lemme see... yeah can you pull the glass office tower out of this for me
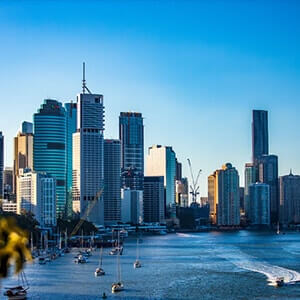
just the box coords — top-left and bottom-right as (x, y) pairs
(33, 99), (66, 217)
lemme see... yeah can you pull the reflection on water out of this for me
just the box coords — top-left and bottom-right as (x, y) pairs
(2, 231), (300, 299)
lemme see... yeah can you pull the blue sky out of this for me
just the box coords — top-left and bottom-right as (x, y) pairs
(1, 0), (300, 196)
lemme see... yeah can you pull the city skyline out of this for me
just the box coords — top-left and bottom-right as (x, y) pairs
(1, 1), (300, 197)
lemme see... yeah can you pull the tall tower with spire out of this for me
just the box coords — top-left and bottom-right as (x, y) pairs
(72, 63), (105, 224)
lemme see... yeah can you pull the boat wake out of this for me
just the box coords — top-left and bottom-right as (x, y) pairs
(218, 247), (300, 286)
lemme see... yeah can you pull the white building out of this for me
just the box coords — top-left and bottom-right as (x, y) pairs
(121, 188), (143, 224)
(72, 92), (105, 225)
(17, 169), (56, 227)
(146, 145), (176, 216)
(2, 200), (17, 213)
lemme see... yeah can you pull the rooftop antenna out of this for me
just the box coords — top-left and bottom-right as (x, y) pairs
(82, 62), (92, 94)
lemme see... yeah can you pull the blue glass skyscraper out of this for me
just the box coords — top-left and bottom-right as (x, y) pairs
(119, 112), (144, 190)
(33, 99), (66, 217)
(65, 102), (77, 218)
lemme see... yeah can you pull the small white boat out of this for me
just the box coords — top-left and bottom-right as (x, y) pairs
(109, 246), (123, 256)
(95, 267), (105, 277)
(111, 282), (124, 293)
(74, 255), (87, 264)
(133, 237), (142, 269)
(111, 231), (124, 293)
(276, 277), (285, 287)
(95, 247), (105, 276)
(4, 272), (29, 300)
(134, 260), (142, 269)
(4, 286), (27, 300)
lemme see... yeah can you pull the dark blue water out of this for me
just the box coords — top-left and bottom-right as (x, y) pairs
(2, 231), (300, 299)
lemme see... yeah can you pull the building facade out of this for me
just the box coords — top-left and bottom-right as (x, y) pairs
(33, 99), (66, 217)
(252, 110), (269, 163)
(121, 188), (143, 224)
(3, 167), (13, 200)
(65, 102), (77, 217)
(258, 154), (279, 223)
(104, 139), (121, 224)
(208, 172), (217, 223)
(143, 176), (165, 223)
(119, 112), (144, 190)
(146, 145), (176, 216)
(244, 163), (257, 218)
(13, 122), (33, 194)
(72, 93), (105, 225)
(17, 170), (56, 227)
(216, 163), (240, 226)
(279, 172), (300, 224)
(248, 183), (270, 225)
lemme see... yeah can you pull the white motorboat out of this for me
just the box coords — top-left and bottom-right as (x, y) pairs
(134, 260), (142, 269)
(111, 282), (124, 293)
(109, 246), (123, 256)
(275, 277), (285, 287)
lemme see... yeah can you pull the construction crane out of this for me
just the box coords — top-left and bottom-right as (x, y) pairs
(70, 188), (104, 237)
(187, 158), (202, 204)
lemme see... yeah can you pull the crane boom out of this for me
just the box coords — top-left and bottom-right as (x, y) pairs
(70, 188), (103, 237)
(187, 158), (202, 204)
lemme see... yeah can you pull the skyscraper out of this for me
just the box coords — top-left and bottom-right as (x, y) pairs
(119, 112), (144, 190)
(17, 169), (56, 227)
(0, 132), (3, 198)
(146, 145), (176, 216)
(244, 163), (257, 218)
(13, 122), (33, 194)
(215, 163), (240, 226)
(3, 167), (13, 200)
(143, 176), (165, 223)
(33, 99), (66, 217)
(279, 172), (300, 224)
(72, 90), (105, 225)
(249, 183), (270, 225)
(121, 188), (143, 224)
(208, 172), (216, 223)
(65, 102), (77, 217)
(258, 154), (279, 223)
(104, 139), (121, 224)
(252, 110), (269, 163)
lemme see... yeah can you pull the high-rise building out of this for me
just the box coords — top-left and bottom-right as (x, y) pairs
(119, 112), (144, 190)
(3, 167), (13, 200)
(244, 163), (257, 218)
(146, 145), (176, 216)
(258, 154), (279, 223)
(215, 163), (240, 226)
(248, 183), (270, 225)
(104, 139), (121, 224)
(17, 169), (56, 227)
(252, 110), (268, 163)
(22, 121), (33, 134)
(175, 159), (182, 181)
(13, 122), (33, 194)
(72, 91), (105, 225)
(143, 176), (165, 223)
(0, 132), (4, 199)
(121, 188), (143, 224)
(33, 99), (66, 217)
(279, 172), (300, 224)
(239, 187), (245, 212)
(65, 102), (77, 217)
(180, 177), (189, 207)
(208, 172), (216, 223)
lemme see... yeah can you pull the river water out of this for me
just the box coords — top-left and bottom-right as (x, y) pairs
(2, 231), (300, 299)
